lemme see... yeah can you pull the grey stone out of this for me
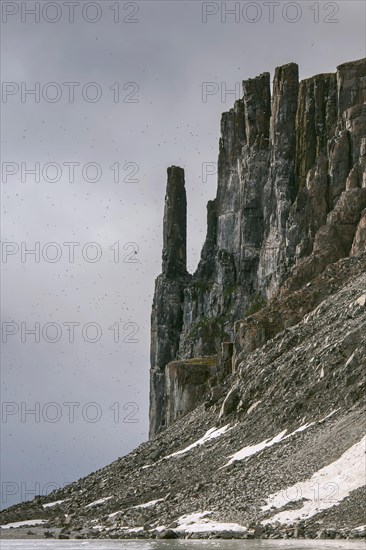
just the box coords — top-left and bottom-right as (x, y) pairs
(150, 58), (366, 436)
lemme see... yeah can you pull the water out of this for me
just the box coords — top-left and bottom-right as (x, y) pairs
(0, 541), (365, 550)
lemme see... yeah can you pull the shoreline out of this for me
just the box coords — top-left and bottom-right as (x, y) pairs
(1, 525), (366, 541)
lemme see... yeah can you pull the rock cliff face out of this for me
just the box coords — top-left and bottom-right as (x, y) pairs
(149, 166), (191, 437)
(2, 58), (366, 542)
(150, 58), (366, 438)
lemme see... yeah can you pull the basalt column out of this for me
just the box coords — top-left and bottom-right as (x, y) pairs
(149, 166), (190, 438)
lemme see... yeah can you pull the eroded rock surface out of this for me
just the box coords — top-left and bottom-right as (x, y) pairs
(150, 58), (366, 437)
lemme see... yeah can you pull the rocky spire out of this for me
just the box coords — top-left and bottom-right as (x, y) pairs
(242, 71), (271, 148)
(150, 58), (366, 438)
(162, 166), (187, 277)
(149, 166), (190, 438)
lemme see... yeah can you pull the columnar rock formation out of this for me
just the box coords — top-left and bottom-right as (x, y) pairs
(150, 58), (366, 438)
(149, 166), (191, 438)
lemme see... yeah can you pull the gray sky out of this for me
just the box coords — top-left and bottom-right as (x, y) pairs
(1, 0), (365, 508)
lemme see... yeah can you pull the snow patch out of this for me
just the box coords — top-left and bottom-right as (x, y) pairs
(262, 434), (366, 524)
(352, 525), (366, 532)
(42, 499), (66, 509)
(247, 400), (261, 415)
(224, 413), (338, 467)
(108, 510), (122, 519)
(318, 409), (339, 423)
(142, 424), (233, 469)
(1, 519), (47, 529)
(225, 429), (288, 466)
(171, 511), (247, 534)
(85, 496), (112, 508)
(345, 352), (356, 368)
(354, 294), (366, 307)
(132, 498), (164, 509)
(166, 424), (233, 459)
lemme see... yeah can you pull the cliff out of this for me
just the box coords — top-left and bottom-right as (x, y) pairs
(150, 58), (366, 438)
(1, 58), (365, 541)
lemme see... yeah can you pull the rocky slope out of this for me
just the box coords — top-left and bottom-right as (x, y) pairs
(1, 59), (365, 541)
(1, 255), (365, 540)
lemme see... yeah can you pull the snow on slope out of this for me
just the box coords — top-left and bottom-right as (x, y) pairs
(0, 519), (47, 529)
(224, 411), (340, 467)
(142, 424), (233, 469)
(108, 510), (122, 519)
(261, 434), (366, 524)
(156, 511), (247, 534)
(166, 424), (233, 458)
(175, 511), (247, 534)
(132, 498), (165, 509)
(85, 496), (112, 508)
(224, 423), (314, 467)
(42, 499), (66, 508)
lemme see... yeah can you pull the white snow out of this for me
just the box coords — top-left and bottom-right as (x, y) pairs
(96, 522), (167, 534)
(166, 424), (233, 459)
(42, 499), (66, 509)
(142, 424), (233, 469)
(223, 415), (340, 467)
(247, 400), (261, 415)
(85, 496), (112, 508)
(0, 519), (47, 529)
(345, 352), (356, 368)
(132, 498), (164, 509)
(225, 429), (287, 466)
(291, 422), (314, 434)
(170, 511), (247, 534)
(354, 293), (366, 307)
(262, 434), (366, 524)
(122, 525), (165, 534)
(107, 510), (122, 519)
(107, 509), (247, 535)
(318, 409), (340, 423)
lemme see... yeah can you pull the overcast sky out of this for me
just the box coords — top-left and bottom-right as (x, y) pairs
(1, 0), (365, 509)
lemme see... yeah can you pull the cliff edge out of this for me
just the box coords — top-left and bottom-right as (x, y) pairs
(150, 58), (366, 438)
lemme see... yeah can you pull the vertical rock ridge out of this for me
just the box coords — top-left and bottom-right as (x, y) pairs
(242, 71), (271, 148)
(149, 58), (366, 438)
(258, 63), (299, 294)
(149, 167), (190, 438)
(162, 166), (187, 277)
(295, 73), (337, 189)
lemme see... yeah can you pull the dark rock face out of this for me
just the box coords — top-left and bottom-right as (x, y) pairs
(149, 166), (191, 438)
(162, 166), (187, 277)
(165, 357), (216, 428)
(149, 58), (366, 438)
